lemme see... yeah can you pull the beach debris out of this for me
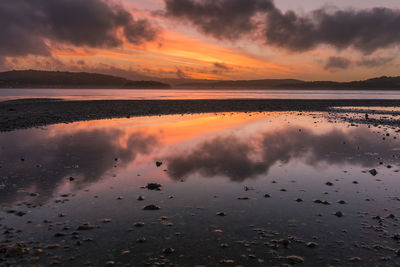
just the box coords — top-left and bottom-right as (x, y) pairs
(137, 196), (145, 201)
(325, 181), (334, 186)
(337, 200), (347, 204)
(156, 161), (163, 167)
(216, 212), (227, 216)
(295, 198), (303, 202)
(237, 197), (249, 200)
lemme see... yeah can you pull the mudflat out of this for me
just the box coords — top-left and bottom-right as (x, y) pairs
(1, 98), (400, 131)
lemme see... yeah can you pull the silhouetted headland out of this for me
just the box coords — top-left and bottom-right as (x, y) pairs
(0, 70), (171, 89)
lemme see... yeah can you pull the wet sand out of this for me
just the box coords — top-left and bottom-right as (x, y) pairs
(1, 98), (400, 131)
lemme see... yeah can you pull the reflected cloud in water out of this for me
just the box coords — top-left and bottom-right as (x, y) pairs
(166, 126), (400, 182)
(0, 128), (158, 205)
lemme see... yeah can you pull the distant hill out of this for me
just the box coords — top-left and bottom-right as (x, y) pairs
(174, 76), (400, 90)
(0, 70), (171, 89)
(1, 70), (400, 90)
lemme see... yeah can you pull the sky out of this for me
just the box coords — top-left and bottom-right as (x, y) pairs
(1, 0), (400, 81)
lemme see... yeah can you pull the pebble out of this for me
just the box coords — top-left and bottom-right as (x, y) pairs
(348, 257), (361, 262)
(369, 169), (378, 176)
(134, 222), (145, 227)
(334, 211), (344, 217)
(146, 183), (162, 190)
(136, 237), (146, 243)
(77, 222), (96, 230)
(286, 255), (304, 264)
(163, 247), (175, 254)
(143, 204), (160, 210)
(306, 242), (318, 248)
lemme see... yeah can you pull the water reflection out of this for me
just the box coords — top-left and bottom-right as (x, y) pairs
(1, 113), (399, 206)
(1, 113), (400, 266)
(0, 128), (157, 205)
(167, 126), (399, 182)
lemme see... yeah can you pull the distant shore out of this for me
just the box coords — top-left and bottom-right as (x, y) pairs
(1, 98), (400, 132)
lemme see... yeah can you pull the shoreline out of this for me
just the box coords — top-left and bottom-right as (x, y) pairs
(1, 98), (400, 132)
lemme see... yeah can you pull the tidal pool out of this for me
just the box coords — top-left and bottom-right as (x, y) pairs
(0, 112), (400, 266)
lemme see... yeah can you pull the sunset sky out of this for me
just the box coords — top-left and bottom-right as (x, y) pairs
(1, 0), (400, 81)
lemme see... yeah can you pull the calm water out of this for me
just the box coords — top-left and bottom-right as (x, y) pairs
(2, 88), (400, 100)
(0, 112), (400, 266)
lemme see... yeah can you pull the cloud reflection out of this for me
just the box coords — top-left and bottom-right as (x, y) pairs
(166, 126), (399, 182)
(0, 128), (157, 206)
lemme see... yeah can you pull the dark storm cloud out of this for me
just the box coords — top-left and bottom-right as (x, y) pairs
(164, 0), (274, 40)
(324, 56), (351, 70)
(164, 0), (400, 54)
(265, 7), (400, 54)
(166, 126), (399, 182)
(0, 0), (158, 58)
(356, 57), (394, 68)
